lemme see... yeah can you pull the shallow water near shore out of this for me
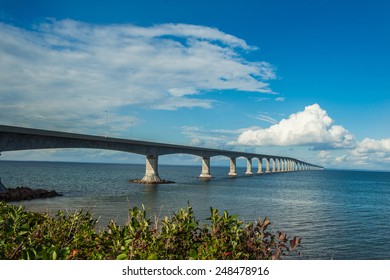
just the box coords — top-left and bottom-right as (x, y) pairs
(1, 160), (390, 259)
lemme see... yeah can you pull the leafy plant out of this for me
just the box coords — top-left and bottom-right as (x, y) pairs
(0, 201), (301, 260)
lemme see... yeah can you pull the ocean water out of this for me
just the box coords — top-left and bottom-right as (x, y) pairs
(1, 160), (389, 260)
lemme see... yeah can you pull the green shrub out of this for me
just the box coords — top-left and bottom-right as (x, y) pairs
(0, 201), (300, 260)
(0, 201), (98, 259)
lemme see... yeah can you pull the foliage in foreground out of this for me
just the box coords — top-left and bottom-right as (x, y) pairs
(0, 201), (300, 260)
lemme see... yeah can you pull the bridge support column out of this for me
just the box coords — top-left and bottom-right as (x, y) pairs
(246, 158), (252, 175)
(272, 158), (276, 172)
(141, 155), (162, 183)
(265, 158), (270, 173)
(228, 157), (237, 176)
(277, 159), (281, 172)
(257, 158), (263, 174)
(199, 157), (212, 179)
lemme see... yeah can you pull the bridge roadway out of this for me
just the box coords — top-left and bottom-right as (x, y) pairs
(0, 125), (323, 184)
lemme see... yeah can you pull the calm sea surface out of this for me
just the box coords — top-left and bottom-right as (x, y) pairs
(1, 160), (389, 260)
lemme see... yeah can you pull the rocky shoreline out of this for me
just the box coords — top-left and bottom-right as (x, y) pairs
(0, 186), (63, 202)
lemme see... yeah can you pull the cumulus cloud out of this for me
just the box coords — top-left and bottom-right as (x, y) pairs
(0, 19), (275, 132)
(345, 138), (390, 164)
(236, 104), (356, 150)
(315, 138), (390, 169)
(354, 138), (390, 154)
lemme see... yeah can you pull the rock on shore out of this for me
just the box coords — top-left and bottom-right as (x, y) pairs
(0, 186), (63, 202)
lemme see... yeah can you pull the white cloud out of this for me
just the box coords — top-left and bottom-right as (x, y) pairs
(353, 138), (390, 154)
(0, 19), (276, 132)
(315, 138), (390, 170)
(335, 155), (348, 163)
(275, 97), (285, 102)
(255, 96), (285, 102)
(344, 138), (390, 165)
(181, 125), (261, 149)
(317, 150), (338, 166)
(236, 104), (356, 150)
(319, 150), (331, 158)
(151, 97), (215, 111)
(254, 114), (278, 125)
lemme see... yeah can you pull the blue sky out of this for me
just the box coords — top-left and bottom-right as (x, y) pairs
(1, 0), (389, 170)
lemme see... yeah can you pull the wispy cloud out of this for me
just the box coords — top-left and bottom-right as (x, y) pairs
(254, 114), (278, 125)
(0, 19), (276, 133)
(255, 96), (285, 102)
(181, 125), (261, 149)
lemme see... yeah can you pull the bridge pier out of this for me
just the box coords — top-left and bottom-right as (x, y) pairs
(272, 158), (276, 172)
(257, 158), (263, 174)
(265, 158), (271, 173)
(246, 158), (252, 175)
(199, 157), (212, 179)
(228, 157), (237, 176)
(141, 155), (163, 183)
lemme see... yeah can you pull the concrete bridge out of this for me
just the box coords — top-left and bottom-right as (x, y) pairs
(0, 125), (323, 184)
